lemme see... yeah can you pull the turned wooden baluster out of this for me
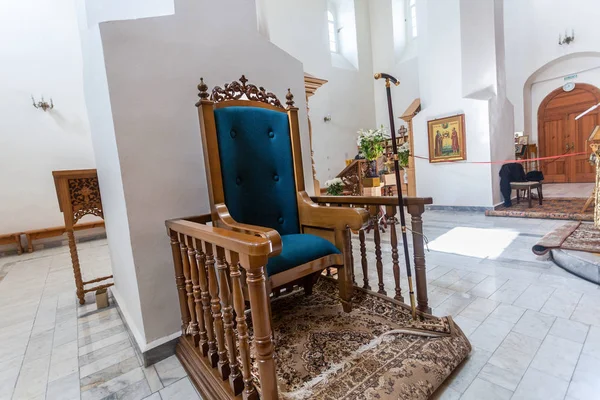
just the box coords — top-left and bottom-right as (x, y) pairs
(371, 205), (386, 295)
(169, 230), (189, 334)
(199, 241), (218, 364)
(179, 234), (197, 338)
(216, 247), (242, 393)
(226, 251), (255, 398)
(408, 203), (430, 313)
(191, 239), (209, 355)
(386, 206), (403, 302)
(184, 237), (201, 347)
(358, 229), (370, 290)
(205, 242), (230, 379)
(244, 255), (278, 400)
(67, 229), (85, 305)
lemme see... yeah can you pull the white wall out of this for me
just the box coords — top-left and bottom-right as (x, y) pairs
(369, 0), (420, 132)
(411, 0), (512, 207)
(0, 0), (96, 234)
(261, 0), (376, 183)
(78, 0), (310, 348)
(504, 0), (600, 136)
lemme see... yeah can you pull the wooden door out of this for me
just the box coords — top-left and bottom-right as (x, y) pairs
(540, 119), (568, 182)
(538, 84), (600, 183)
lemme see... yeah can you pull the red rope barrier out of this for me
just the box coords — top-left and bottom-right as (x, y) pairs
(411, 151), (588, 165)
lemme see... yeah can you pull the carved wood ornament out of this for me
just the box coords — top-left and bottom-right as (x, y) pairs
(197, 75), (294, 108)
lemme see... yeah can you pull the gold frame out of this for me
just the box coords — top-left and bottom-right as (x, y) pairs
(427, 114), (467, 163)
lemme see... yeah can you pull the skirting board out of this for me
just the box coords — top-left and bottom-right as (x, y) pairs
(110, 288), (179, 367)
(426, 205), (494, 212)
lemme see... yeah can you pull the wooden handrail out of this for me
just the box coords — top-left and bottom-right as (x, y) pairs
(311, 195), (433, 206)
(166, 219), (272, 258)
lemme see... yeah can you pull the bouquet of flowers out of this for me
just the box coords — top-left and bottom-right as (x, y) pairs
(324, 178), (344, 196)
(398, 141), (410, 168)
(357, 126), (388, 161)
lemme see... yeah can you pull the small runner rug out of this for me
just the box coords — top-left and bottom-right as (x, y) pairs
(533, 221), (600, 255)
(249, 278), (471, 400)
(486, 198), (592, 221)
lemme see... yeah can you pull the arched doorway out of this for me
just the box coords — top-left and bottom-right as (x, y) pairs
(538, 83), (600, 183)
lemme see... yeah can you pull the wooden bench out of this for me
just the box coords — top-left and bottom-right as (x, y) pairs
(0, 233), (23, 255)
(511, 181), (543, 208)
(24, 221), (105, 253)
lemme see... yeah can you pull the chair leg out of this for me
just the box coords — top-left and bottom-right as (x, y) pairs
(516, 189), (520, 204)
(528, 187), (532, 208)
(302, 274), (315, 296)
(537, 186), (542, 205)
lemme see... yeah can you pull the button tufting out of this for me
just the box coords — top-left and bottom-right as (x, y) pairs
(278, 217), (284, 224)
(268, 131), (275, 138)
(236, 177), (242, 185)
(230, 130), (237, 138)
(273, 174), (279, 181)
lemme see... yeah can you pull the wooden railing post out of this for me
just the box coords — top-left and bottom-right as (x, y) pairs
(200, 242), (219, 366)
(216, 247), (242, 393)
(407, 203), (430, 313)
(179, 234), (197, 339)
(243, 254), (278, 400)
(191, 238), (209, 355)
(169, 229), (189, 334)
(370, 205), (386, 295)
(386, 206), (403, 302)
(204, 242), (230, 379)
(358, 229), (370, 290)
(227, 251), (257, 399)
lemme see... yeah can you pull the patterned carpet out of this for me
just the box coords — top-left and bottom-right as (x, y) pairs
(533, 222), (600, 255)
(486, 197), (593, 221)
(250, 278), (471, 400)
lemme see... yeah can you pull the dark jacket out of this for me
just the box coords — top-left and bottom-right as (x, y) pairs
(499, 163), (526, 207)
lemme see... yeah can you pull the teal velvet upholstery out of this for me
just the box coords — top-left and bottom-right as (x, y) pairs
(214, 106), (300, 236)
(266, 234), (341, 277)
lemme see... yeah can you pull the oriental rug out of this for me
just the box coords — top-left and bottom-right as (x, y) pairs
(486, 198), (592, 221)
(249, 278), (471, 400)
(533, 221), (600, 255)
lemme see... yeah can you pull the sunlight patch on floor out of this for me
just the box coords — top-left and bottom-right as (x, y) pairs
(428, 227), (519, 259)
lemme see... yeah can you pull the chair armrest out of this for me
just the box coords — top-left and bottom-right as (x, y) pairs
(215, 203), (282, 257)
(298, 192), (369, 231)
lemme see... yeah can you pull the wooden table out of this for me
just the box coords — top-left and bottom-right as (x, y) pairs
(53, 169), (113, 304)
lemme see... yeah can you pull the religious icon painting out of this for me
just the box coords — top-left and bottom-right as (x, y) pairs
(427, 114), (466, 163)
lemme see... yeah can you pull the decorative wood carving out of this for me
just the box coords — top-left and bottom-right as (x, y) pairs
(202, 75), (285, 108)
(68, 177), (103, 224)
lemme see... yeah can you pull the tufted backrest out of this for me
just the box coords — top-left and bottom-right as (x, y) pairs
(213, 106), (300, 235)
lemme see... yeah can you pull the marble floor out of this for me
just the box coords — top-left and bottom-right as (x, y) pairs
(0, 240), (200, 400)
(1, 210), (600, 400)
(543, 183), (595, 198)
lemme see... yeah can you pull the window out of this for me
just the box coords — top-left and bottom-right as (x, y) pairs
(409, 0), (417, 38)
(328, 10), (338, 53)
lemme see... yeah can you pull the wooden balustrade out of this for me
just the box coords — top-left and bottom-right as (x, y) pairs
(166, 197), (432, 399)
(166, 217), (275, 400)
(311, 195), (433, 313)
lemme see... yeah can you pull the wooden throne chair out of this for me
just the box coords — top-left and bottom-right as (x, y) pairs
(195, 75), (368, 312)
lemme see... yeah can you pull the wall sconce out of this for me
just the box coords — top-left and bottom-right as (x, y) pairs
(323, 114), (332, 123)
(32, 95), (54, 112)
(559, 29), (575, 45)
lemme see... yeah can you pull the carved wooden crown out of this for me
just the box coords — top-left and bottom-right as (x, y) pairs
(196, 75), (294, 108)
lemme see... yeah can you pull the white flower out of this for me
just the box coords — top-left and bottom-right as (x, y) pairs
(325, 178), (343, 187)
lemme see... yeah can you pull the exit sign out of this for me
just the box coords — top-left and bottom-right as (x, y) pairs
(564, 74), (578, 81)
